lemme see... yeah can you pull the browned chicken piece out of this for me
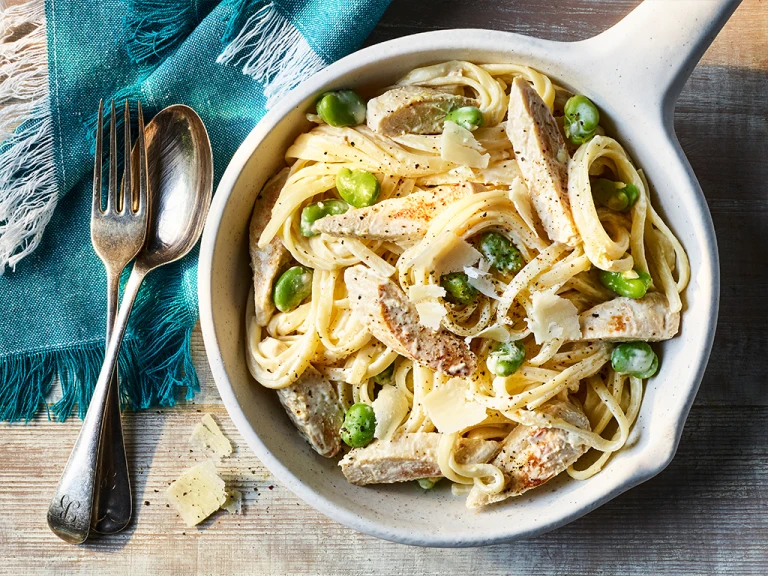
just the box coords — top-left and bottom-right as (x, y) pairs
(277, 368), (345, 458)
(345, 265), (477, 376)
(506, 77), (580, 247)
(367, 86), (478, 136)
(577, 292), (680, 342)
(466, 400), (590, 508)
(311, 184), (473, 247)
(340, 433), (500, 485)
(249, 168), (292, 326)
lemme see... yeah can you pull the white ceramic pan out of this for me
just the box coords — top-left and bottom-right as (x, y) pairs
(199, 0), (738, 546)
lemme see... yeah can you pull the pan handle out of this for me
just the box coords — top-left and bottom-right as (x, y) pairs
(579, 0), (741, 113)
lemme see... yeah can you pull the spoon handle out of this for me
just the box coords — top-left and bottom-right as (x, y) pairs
(92, 269), (132, 534)
(47, 265), (147, 544)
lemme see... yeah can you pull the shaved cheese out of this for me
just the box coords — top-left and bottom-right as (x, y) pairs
(415, 300), (447, 330)
(526, 291), (582, 344)
(422, 378), (488, 433)
(372, 385), (409, 441)
(438, 238), (482, 274)
(190, 414), (233, 458)
(463, 265), (497, 299)
(408, 284), (446, 302)
(509, 177), (537, 232)
(166, 461), (227, 527)
(410, 232), (482, 275)
(441, 121), (490, 169)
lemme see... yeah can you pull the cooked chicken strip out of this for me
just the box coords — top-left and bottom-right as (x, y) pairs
(249, 168), (292, 326)
(367, 86), (478, 136)
(506, 77), (580, 246)
(312, 184), (473, 246)
(577, 292), (680, 342)
(345, 265), (477, 376)
(277, 368), (345, 458)
(340, 433), (500, 485)
(466, 400), (590, 508)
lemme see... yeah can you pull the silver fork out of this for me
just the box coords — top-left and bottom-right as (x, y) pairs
(47, 100), (148, 544)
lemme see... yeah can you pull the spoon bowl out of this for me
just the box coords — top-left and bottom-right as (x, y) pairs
(137, 104), (213, 270)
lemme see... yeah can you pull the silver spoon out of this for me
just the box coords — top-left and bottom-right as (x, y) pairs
(47, 105), (213, 544)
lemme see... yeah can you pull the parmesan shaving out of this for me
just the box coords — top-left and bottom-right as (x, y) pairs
(190, 414), (233, 458)
(408, 284), (447, 302)
(410, 233), (482, 275)
(415, 300), (447, 330)
(463, 265), (498, 299)
(422, 378), (488, 433)
(372, 385), (409, 441)
(441, 121), (490, 169)
(438, 238), (482, 274)
(166, 461), (227, 527)
(527, 291), (582, 344)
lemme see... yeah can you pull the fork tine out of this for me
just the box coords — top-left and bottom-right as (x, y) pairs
(122, 100), (132, 214)
(107, 100), (118, 213)
(136, 101), (148, 216)
(92, 100), (104, 215)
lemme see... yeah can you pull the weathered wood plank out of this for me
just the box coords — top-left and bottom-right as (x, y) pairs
(675, 62), (768, 408)
(0, 405), (766, 575)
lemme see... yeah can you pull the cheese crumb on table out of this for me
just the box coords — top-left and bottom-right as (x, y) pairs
(189, 413), (233, 457)
(222, 489), (243, 515)
(166, 461), (228, 527)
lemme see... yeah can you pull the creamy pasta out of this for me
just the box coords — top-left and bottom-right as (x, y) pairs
(245, 60), (689, 509)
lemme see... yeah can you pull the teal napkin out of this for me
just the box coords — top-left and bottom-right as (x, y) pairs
(0, 0), (391, 421)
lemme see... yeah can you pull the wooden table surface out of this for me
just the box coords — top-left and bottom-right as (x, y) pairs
(1, 1), (767, 574)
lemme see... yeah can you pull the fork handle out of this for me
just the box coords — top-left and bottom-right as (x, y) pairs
(92, 269), (132, 534)
(47, 265), (147, 544)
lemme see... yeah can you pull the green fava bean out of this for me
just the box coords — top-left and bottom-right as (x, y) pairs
(441, 272), (478, 305)
(445, 106), (484, 131)
(564, 94), (600, 145)
(316, 90), (366, 127)
(340, 403), (376, 448)
(373, 361), (395, 384)
(623, 183), (640, 207)
(611, 342), (659, 378)
(487, 341), (526, 377)
(599, 269), (652, 299)
(300, 199), (349, 237)
(273, 265), (313, 313)
(336, 168), (380, 208)
(478, 231), (523, 273)
(416, 477), (441, 490)
(592, 179), (640, 212)
(593, 179), (629, 211)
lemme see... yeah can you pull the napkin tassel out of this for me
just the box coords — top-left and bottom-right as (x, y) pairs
(123, 0), (219, 66)
(0, 0), (58, 275)
(217, 0), (326, 108)
(0, 266), (199, 422)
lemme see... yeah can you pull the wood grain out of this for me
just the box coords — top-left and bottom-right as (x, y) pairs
(1, 403), (766, 575)
(1, 0), (767, 574)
